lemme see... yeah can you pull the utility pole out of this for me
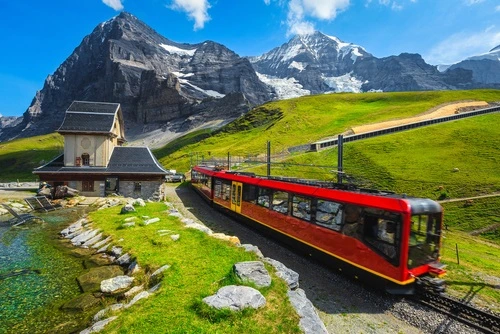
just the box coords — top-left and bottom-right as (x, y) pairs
(267, 141), (271, 177)
(227, 152), (231, 171)
(337, 135), (343, 184)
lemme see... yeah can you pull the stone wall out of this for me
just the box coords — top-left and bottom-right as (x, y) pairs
(119, 181), (161, 199)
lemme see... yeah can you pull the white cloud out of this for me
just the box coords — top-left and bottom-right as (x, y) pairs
(425, 27), (500, 64)
(264, 0), (271, 4)
(285, 0), (350, 36)
(102, 0), (124, 11)
(169, 0), (211, 30)
(465, 0), (485, 5)
(366, 0), (414, 10)
(495, 5), (500, 12)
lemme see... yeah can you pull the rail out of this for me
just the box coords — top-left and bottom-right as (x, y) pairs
(415, 286), (500, 333)
(306, 105), (500, 152)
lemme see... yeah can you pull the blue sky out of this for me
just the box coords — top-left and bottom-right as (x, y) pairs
(0, 0), (499, 117)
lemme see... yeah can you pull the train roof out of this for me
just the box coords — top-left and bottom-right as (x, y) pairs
(192, 165), (442, 215)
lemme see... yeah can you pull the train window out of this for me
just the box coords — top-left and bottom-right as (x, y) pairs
(292, 195), (311, 221)
(315, 199), (343, 231)
(272, 191), (289, 215)
(243, 185), (257, 203)
(343, 205), (363, 238)
(363, 211), (401, 264)
(217, 180), (231, 201)
(214, 179), (222, 198)
(257, 187), (271, 208)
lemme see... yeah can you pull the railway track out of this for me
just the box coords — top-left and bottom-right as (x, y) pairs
(415, 287), (500, 334)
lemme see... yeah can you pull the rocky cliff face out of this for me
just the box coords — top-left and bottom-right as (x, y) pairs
(0, 12), (272, 142)
(250, 31), (499, 98)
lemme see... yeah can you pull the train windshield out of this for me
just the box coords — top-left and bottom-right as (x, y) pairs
(407, 213), (441, 269)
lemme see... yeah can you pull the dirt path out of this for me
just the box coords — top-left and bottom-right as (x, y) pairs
(351, 101), (489, 134)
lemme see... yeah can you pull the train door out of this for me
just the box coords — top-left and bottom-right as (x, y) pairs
(231, 181), (243, 213)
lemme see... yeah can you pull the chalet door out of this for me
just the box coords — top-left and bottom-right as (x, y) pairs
(230, 181), (242, 213)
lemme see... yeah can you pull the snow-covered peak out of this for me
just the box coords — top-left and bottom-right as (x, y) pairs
(159, 43), (197, 57)
(466, 45), (500, 62)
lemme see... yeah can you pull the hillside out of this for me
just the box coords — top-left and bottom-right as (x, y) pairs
(0, 133), (63, 182)
(155, 90), (500, 177)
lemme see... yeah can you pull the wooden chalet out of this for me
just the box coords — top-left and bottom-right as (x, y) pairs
(34, 101), (168, 198)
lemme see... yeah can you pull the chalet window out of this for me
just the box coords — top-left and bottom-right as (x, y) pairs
(82, 181), (94, 192)
(81, 153), (90, 166)
(134, 182), (141, 192)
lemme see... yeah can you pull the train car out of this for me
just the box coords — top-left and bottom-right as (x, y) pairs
(191, 165), (446, 294)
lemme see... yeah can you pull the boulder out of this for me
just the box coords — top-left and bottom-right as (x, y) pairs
(264, 257), (299, 290)
(77, 265), (124, 292)
(100, 275), (134, 293)
(116, 253), (132, 266)
(125, 291), (150, 308)
(233, 261), (272, 288)
(80, 316), (118, 334)
(93, 304), (124, 322)
(61, 293), (101, 312)
(120, 204), (135, 214)
(92, 236), (112, 249)
(203, 285), (266, 311)
(239, 244), (264, 258)
(287, 288), (328, 334)
(144, 217), (160, 225)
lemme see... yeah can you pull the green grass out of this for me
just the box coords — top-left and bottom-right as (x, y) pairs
(0, 133), (63, 182)
(88, 202), (300, 334)
(156, 89), (500, 172)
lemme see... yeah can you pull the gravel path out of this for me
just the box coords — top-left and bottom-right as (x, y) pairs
(164, 184), (482, 334)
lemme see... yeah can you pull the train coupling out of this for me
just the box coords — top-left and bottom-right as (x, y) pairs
(416, 275), (446, 294)
(428, 261), (447, 278)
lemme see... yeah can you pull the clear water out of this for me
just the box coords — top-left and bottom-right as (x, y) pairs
(0, 208), (94, 334)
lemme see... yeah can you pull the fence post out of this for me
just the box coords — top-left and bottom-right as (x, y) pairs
(456, 243), (460, 265)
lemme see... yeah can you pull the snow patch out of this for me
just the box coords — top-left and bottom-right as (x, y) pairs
(178, 79), (225, 98)
(323, 73), (364, 93)
(159, 44), (197, 57)
(288, 61), (306, 71)
(257, 73), (310, 100)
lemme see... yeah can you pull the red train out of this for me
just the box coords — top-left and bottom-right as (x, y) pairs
(191, 165), (446, 294)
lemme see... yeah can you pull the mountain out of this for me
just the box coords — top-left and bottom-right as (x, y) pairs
(447, 45), (500, 86)
(0, 12), (273, 142)
(250, 31), (489, 99)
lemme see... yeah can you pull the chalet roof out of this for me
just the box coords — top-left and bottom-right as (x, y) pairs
(33, 147), (168, 175)
(57, 101), (121, 134)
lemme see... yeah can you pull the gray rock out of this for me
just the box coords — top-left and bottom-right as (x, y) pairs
(287, 288), (328, 334)
(239, 244), (264, 258)
(127, 260), (141, 275)
(120, 204), (135, 214)
(116, 253), (132, 266)
(110, 246), (122, 257)
(80, 316), (118, 334)
(203, 285), (266, 311)
(124, 217), (136, 222)
(62, 293), (100, 312)
(122, 222), (135, 228)
(233, 261), (271, 288)
(93, 304), (124, 322)
(82, 233), (103, 247)
(96, 243), (111, 254)
(101, 275), (135, 293)
(123, 285), (144, 298)
(71, 229), (101, 246)
(144, 217), (160, 225)
(150, 264), (170, 278)
(170, 234), (180, 241)
(125, 291), (150, 308)
(184, 222), (213, 235)
(264, 257), (299, 290)
(131, 198), (146, 207)
(77, 265), (124, 292)
(92, 236), (112, 249)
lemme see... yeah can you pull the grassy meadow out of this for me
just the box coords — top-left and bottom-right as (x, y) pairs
(88, 202), (301, 333)
(0, 133), (63, 182)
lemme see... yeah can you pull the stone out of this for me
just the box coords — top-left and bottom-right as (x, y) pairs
(127, 261), (141, 275)
(77, 265), (124, 292)
(131, 198), (146, 207)
(125, 291), (150, 308)
(61, 293), (101, 312)
(264, 257), (300, 290)
(85, 254), (114, 267)
(120, 204), (135, 214)
(124, 217), (136, 222)
(92, 236), (112, 249)
(96, 243), (112, 254)
(185, 222), (213, 235)
(211, 233), (240, 245)
(203, 285), (266, 311)
(71, 229), (101, 246)
(123, 285), (144, 299)
(110, 246), (122, 257)
(101, 275), (134, 293)
(149, 264), (170, 286)
(122, 222), (135, 228)
(82, 233), (103, 247)
(287, 288), (328, 334)
(233, 261), (272, 288)
(93, 304), (124, 322)
(80, 316), (118, 334)
(239, 244), (264, 258)
(170, 234), (180, 241)
(116, 253), (132, 266)
(144, 217), (160, 225)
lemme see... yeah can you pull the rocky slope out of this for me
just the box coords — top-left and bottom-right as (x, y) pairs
(447, 45), (500, 86)
(0, 12), (273, 142)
